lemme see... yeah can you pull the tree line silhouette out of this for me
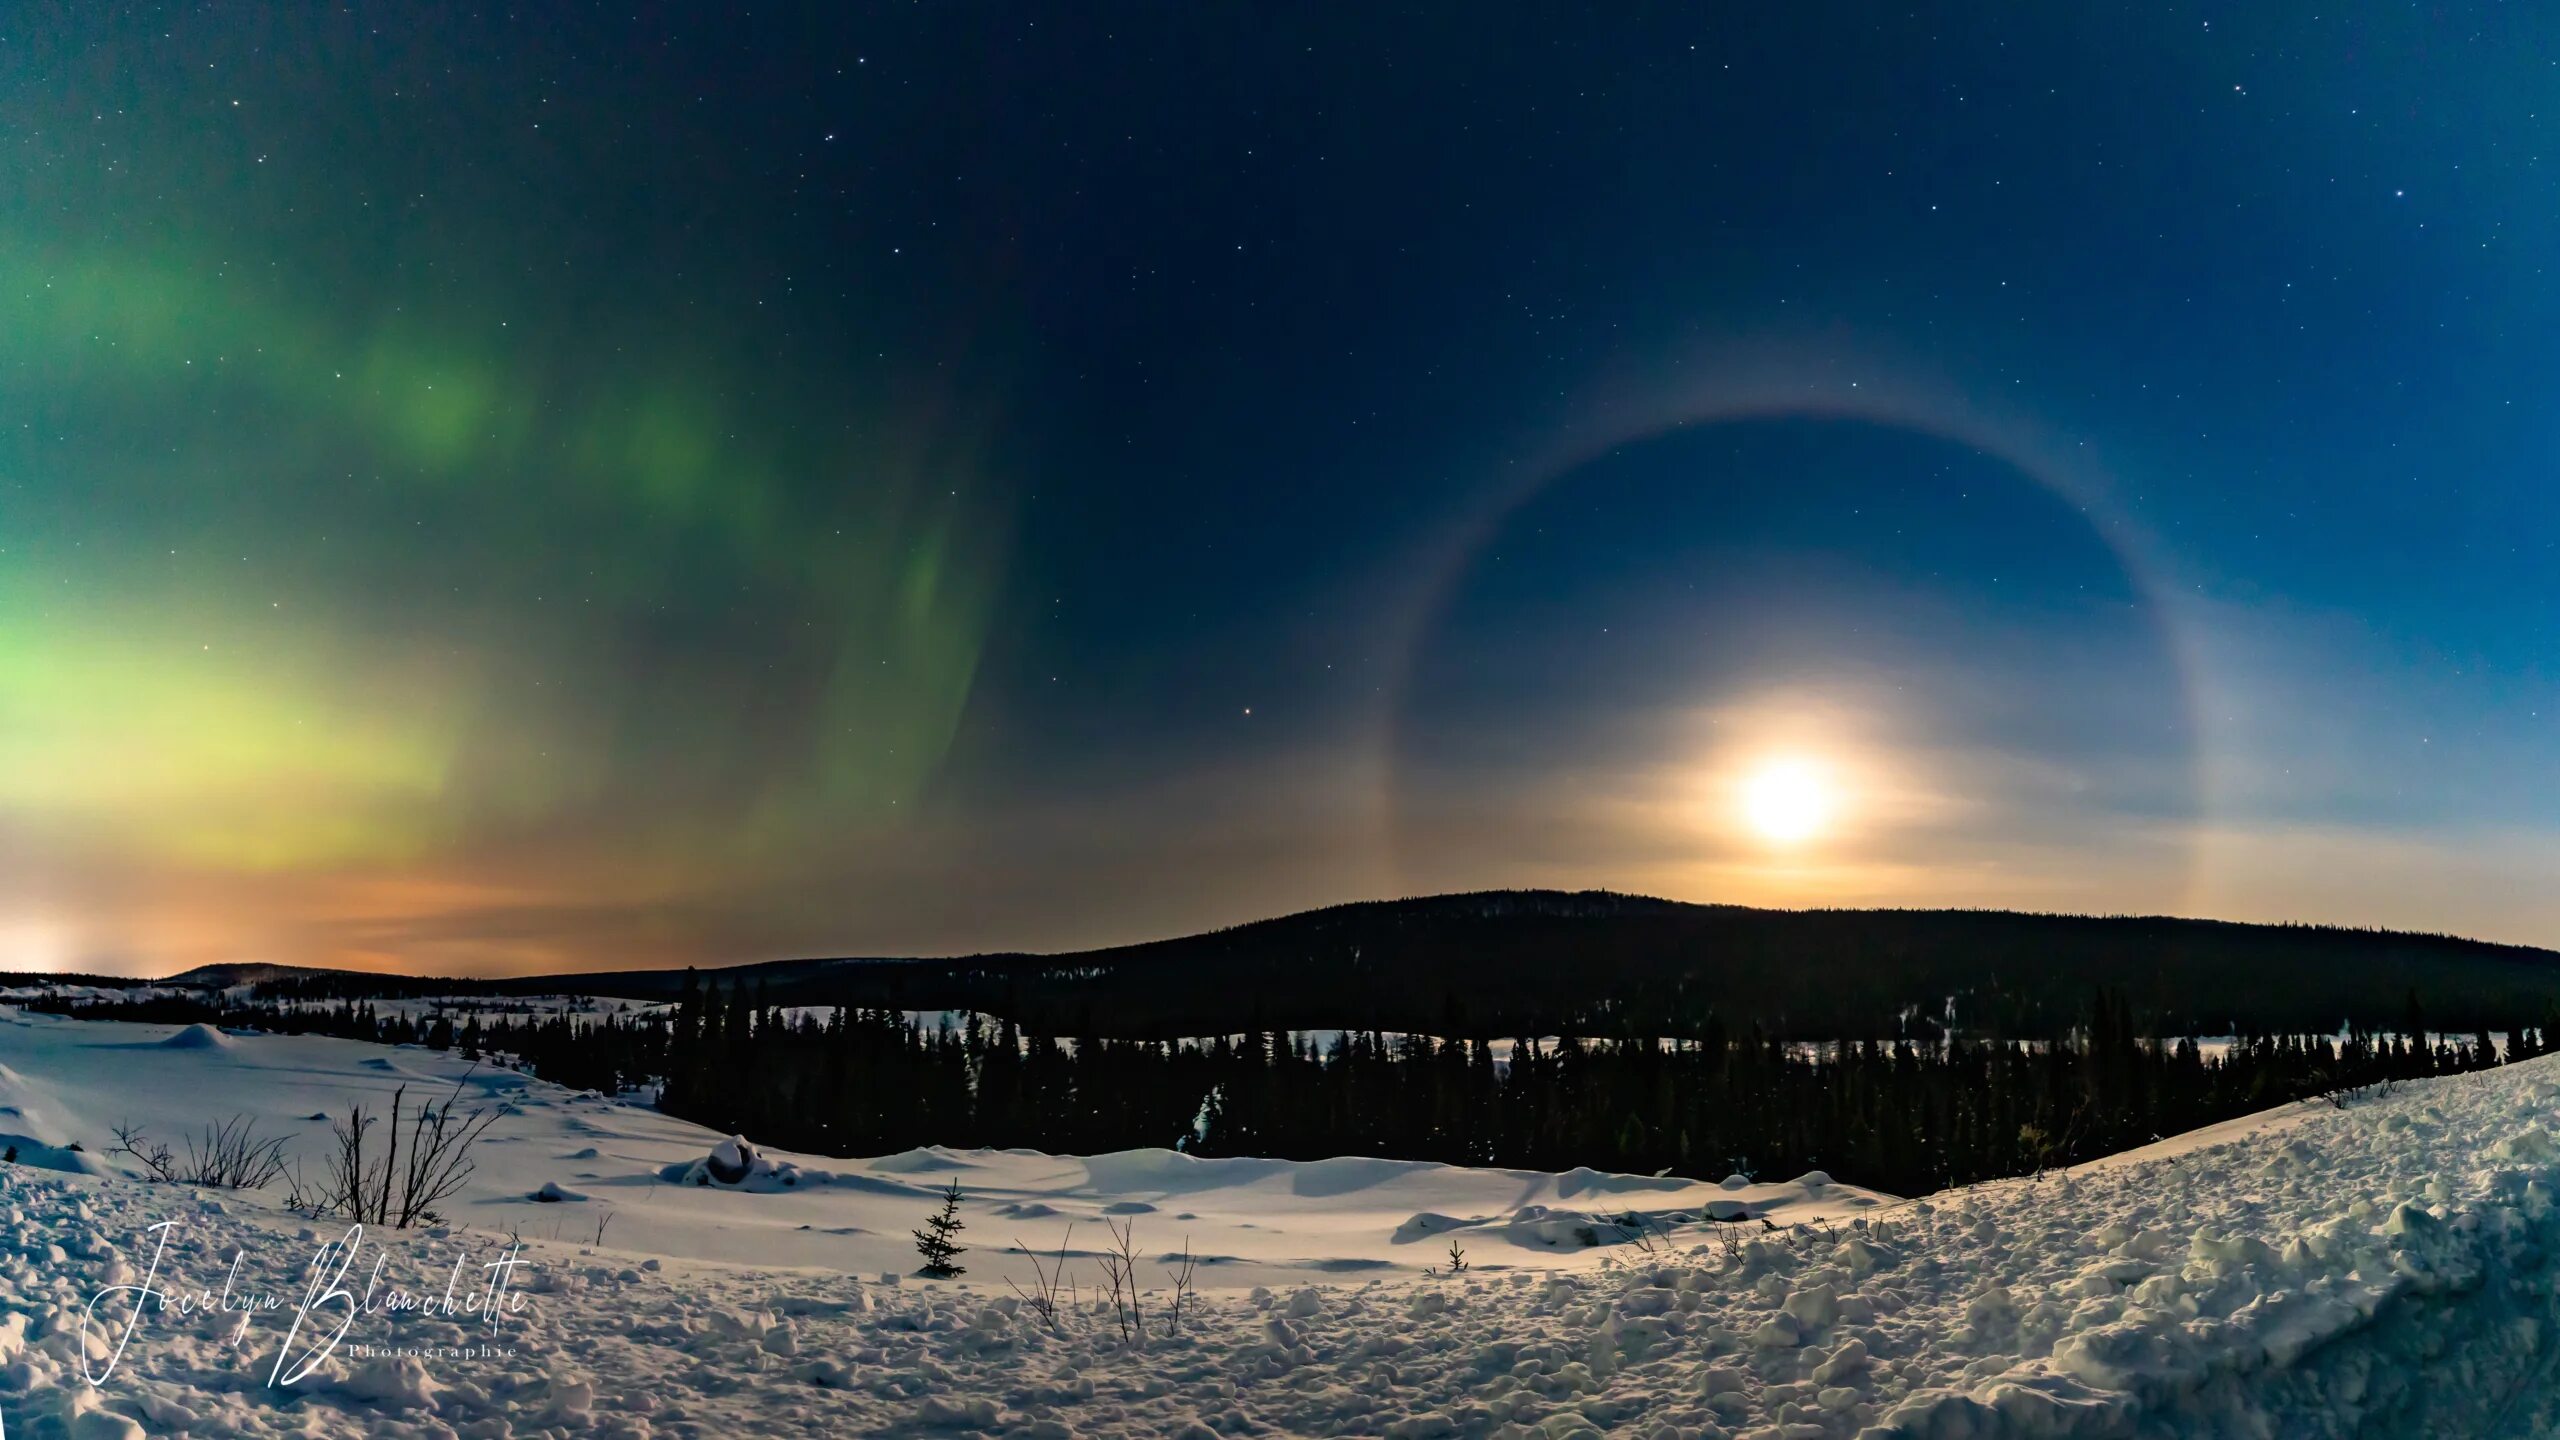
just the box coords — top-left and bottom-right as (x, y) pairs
(27, 975), (2547, 1195)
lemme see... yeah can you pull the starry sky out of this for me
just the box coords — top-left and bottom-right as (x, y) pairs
(5, 6), (2559, 976)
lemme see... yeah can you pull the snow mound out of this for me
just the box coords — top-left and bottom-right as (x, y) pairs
(0, 1057), (105, 1175)
(530, 1180), (590, 1203)
(1394, 1211), (1473, 1238)
(870, 1146), (989, 1172)
(324, 1354), (444, 1410)
(1551, 1164), (1689, 1197)
(708, 1135), (758, 1184)
(670, 1134), (832, 1192)
(158, 1022), (233, 1050)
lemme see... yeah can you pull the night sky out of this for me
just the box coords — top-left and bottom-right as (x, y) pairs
(6, 7), (2558, 976)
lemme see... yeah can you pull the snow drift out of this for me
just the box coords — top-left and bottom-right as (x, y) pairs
(156, 1021), (233, 1050)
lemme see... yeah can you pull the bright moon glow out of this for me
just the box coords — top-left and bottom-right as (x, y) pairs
(1741, 760), (1834, 844)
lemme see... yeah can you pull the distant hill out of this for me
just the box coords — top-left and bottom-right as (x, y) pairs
(491, 890), (2560, 1039)
(156, 963), (341, 989)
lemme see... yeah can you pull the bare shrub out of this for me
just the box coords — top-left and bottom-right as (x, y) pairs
(1612, 1211), (1665, 1257)
(2323, 1077), (2397, 1109)
(1095, 1217), (1145, 1344)
(111, 1116), (293, 1191)
(1162, 1237), (1198, 1336)
(1714, 1222), (1745, 1265)
(1006, 1224), (1076, 1331)
(311, 1074), (500, 1228)
(109, 1124), (176, 1183)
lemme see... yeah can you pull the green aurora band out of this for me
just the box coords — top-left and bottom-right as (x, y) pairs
(1, 236), (1007, 966)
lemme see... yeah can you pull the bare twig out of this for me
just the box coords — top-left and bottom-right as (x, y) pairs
(1613, 1211), (1664, 1257)
(112, 1117), (292, 1191)
(1162, 1237), (1198, 1336)
(1094, 1217), (1144, 1345)
(109, 1123), (176, 1183)
(1005, 1225), (1075, 1330)
(314, 1072), (500, 1227)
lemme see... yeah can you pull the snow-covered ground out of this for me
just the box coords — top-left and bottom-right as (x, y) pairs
(7, 1005), (2560, 1436)
(0, 1008), (1878, 1285)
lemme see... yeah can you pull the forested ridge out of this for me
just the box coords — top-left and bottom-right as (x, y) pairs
(22, 976), (2544, 1196)
(21, 893), (2560, 1194)
(484, 891), (2560, 1039)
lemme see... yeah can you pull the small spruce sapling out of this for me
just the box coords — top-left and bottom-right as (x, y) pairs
(914, 1180), (969, 1278)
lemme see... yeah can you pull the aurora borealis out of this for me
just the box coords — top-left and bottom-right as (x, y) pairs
(8, 7), (2560, 975)
(4, 11), (1004, 970)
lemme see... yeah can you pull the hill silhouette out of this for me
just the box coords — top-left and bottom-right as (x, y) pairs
(490, 890), (2560, 1038)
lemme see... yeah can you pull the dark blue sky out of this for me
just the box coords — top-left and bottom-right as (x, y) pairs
(4, 4), (2557, 973)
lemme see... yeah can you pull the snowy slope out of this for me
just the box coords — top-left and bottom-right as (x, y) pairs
(0, 1007), (1886, 1287)
(6, 1007), (2560, 1437)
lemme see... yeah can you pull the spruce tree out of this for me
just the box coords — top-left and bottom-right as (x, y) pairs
(913, 1180), (968, 1278)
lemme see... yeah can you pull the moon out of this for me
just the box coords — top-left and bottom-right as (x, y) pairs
(1741, 759), (1834, 845)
